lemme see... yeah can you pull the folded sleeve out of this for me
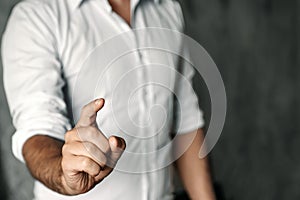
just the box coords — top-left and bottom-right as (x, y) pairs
(1, 2), (71, 162)
(173, 1), (205, 134)
(173, 48), (205, 134)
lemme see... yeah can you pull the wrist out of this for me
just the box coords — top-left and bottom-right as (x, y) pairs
(59, 174), (73, 195)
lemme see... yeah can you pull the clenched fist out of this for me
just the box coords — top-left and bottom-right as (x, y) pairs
(61, 99), (126, 195)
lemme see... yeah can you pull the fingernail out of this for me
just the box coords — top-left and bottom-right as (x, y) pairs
(95, 99), (102, 105)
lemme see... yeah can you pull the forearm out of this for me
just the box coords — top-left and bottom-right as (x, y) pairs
(174, 129), (216, 200)
(21, 99), (126, 196)
(22, 135), (65, 194)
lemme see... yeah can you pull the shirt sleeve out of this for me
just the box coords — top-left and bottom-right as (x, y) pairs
(1, 1), (71, 162)
(172, 1), (205, 134)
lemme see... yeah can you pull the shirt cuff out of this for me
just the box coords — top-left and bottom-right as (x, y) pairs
(12, 123), (71, 163)
(175, 108), (205, 134)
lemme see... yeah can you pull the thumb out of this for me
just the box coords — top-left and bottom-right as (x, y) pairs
(76, 98), (105, 127)
(107, 136), (126, 167)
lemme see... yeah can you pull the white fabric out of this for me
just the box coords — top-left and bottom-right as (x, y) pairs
(2, 0), (204, 199)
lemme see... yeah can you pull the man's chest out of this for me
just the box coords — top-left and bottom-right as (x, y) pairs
(58, 1), (183, 76)
(56, 1), (184, 134)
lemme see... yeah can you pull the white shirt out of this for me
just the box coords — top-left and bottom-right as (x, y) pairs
(2, 0), (204, 199)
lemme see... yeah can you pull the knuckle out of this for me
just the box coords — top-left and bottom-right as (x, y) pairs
(64, 132), (70, 141)
(64, 130), (74, 142)
(81, 158), (91, 169)
(61, 157), (69, 171)
(62, 144), (69, 155)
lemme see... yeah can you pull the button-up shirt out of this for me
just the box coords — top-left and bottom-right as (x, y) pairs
(2, 0), (204, 199)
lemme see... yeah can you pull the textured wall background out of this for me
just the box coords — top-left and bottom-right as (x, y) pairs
(0, 0), (299, 200)
(179, 0), (300, 200)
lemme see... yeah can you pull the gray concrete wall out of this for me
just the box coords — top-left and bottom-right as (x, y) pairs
(0, 0), (299, 200)
(179, 0), (300, 199)
(0, 1), (34, 199)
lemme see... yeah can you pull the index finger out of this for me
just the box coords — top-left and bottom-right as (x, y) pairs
(76, 98), (105, 128)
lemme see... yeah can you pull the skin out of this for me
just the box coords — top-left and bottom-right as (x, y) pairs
(174, 129), (216, 200)
(109, 0), (131, 25)
(23, 99), (126, 195)
(22, 1), (216, 198)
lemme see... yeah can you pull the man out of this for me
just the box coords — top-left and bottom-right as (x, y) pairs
(2, 0), (216, 199)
